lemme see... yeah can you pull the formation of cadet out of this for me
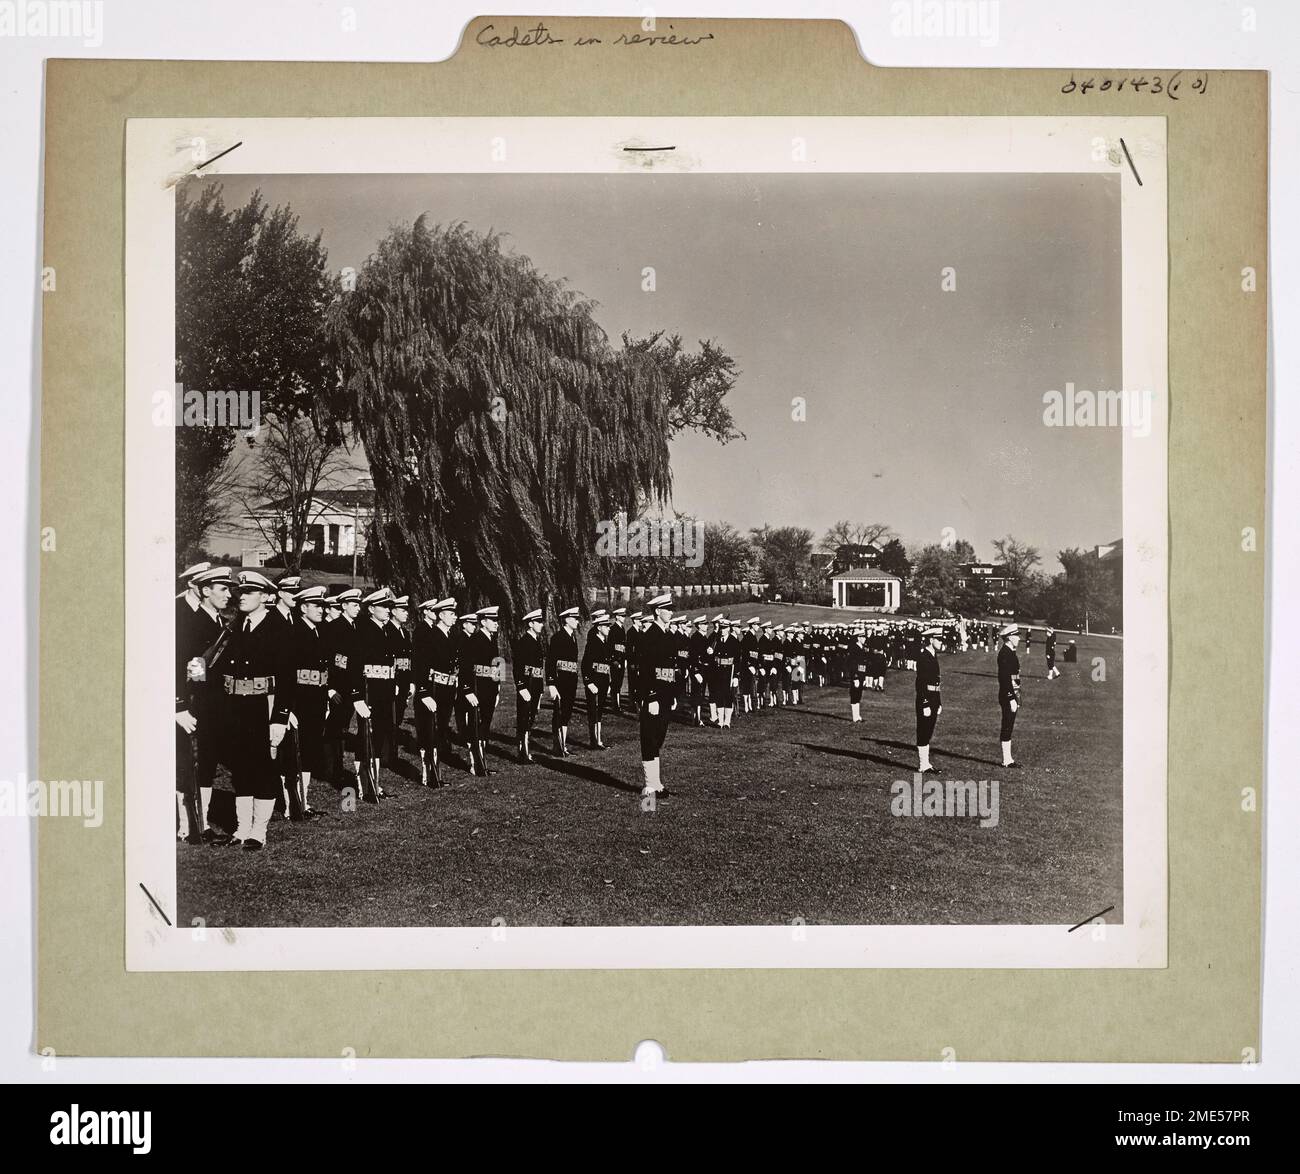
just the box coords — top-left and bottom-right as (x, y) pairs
(175, 564), (1049, 847)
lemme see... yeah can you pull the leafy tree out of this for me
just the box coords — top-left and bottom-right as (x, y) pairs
(242, 415), (353, 573)
(324, 218), (678, 617)
(877, 537), (912, 582)
(751, 525), (814, 594)
(175, 182), (333, 559)
(1054, 547), (1122, 632)
(909, 544), (962, 612)
(991, 534), (1042, 581)
(949, 537), (976, 563)
(619, 331), (743, 444)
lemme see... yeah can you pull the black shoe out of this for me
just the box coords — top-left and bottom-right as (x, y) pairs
(918, 765), (943, 775)
(303, 809), (324, 821)
(183, 832), (204, 845)
(225, 837), (244, 848)
(242, 838), (264, 851)
(1003, 761), (1021, 769)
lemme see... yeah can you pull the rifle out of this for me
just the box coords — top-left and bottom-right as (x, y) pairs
(283, 726), (307, 820)
(357, 682), (380, 804)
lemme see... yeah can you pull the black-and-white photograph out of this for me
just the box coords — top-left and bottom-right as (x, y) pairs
(126, 117), (1168, 969)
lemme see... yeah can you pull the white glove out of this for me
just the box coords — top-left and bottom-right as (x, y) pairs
(922, 706), (931, 718)
(937, 705), (943, 716)
(186, 657), (206, 682)
(175, 710), (197, 735)
(731, 677), (738, 688)
(1010, 699), (1018, 713)
(270, 722), (287, 748)
(548, 685), (559, 701)
(586, 682), (598, 694)
(353, 700), (371, 719)
(693, 673), (703, 684)
(288, 712), (299, 729)
(648, 700), (660, 716)
(465, 692), (479, 707)
(518, 688), (531, 703)
(421, 695), (436, 713)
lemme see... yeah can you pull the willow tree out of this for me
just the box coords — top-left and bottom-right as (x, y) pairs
(325, 217), (674, 617)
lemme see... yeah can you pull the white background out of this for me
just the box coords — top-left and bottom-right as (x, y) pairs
(0, 0), (1292, 1082)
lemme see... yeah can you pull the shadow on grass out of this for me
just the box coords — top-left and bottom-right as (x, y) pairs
(533, 751), (642, 795)
(795, 741), (913, 772)
(865, 736), (1003, 768)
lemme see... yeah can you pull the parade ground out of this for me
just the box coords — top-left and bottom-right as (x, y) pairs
(177, 616), (1123, 928)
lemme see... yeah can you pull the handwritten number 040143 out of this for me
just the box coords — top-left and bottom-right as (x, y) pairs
(1061, 70), (1208, 100)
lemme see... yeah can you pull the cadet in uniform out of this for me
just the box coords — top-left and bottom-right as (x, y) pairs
(739, 617), (760, 714)
(269, 575), (303, 818)
(848, 627), (871, 723)
(625, 611), (642, 705)
(637, 594), (678, 799)
(915, 626), (944, 774)
(581, 609), (614, 749)
(454, 610), (488, 776)
(672, 616), (691, 719)
(323, 587), (362, 792)
(287, 585), (330, 819)
(688, 615), (714, 726)
(608, 607), (628, 713)
(411, 597), (439, 786)
(352, 587), (398, 798)
(220, 571), (295, 850)
(997, 622), (1023, 767)
(471, 605), (503, 774)
(176, 566), (232, 842)
(1044, 626), (1060, 679)
(273, 574), (301, 628)
(547, 606), (581, 756)
(513, 608), (546, 763)
(389, 595), (414, 762)
(709, 616), (738, 728)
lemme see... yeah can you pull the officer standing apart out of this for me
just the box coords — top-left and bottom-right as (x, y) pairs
(637, 594), (678, 800)
(997, 622), (1023, 768)
(1044, 625), (1060, 680)
(915, 625), (945, 775)
(513, 607), (546, 763)
(547, 606), (581, 757)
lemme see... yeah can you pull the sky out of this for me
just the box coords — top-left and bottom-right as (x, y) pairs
(202, 170), (1122, 571)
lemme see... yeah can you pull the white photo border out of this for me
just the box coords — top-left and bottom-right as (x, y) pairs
(125, 116), (1168, 971)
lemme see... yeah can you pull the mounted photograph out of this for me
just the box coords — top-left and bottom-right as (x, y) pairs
(124, 116), (1168, 969)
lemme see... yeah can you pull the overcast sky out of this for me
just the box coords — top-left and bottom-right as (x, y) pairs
(204, 170), (1122, 570)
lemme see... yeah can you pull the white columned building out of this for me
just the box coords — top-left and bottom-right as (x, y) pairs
(831, 568), (902, 612)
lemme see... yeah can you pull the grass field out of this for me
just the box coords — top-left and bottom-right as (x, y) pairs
(178, 621), (1123, 928)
